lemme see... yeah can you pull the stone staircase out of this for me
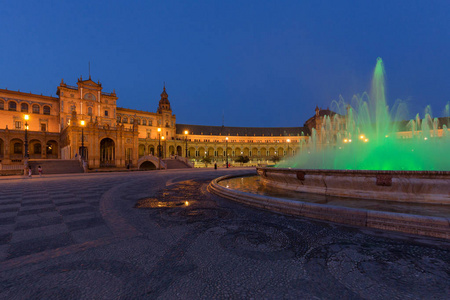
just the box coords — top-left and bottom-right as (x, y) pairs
(28, 159), (84, 175)
(163, 159), (192, 169)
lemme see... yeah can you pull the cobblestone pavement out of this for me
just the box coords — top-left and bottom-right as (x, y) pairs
(0, 168), (449, 299)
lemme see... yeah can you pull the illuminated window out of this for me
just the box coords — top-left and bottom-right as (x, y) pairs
(15, 121), (22, 129)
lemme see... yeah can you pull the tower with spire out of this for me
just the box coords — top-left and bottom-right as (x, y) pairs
(157, 84), (172, 113)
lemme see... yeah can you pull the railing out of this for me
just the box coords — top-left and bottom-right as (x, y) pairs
(0, 164), (24, 170)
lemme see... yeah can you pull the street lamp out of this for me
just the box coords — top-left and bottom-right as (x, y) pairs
(80, 120), (85, 160)
(226, 137), (229, 168)
(286, 139), (290, 157)
(158, 127), (162, 170)
(184, 130), (188, 158)
(24, 114), (29, 159)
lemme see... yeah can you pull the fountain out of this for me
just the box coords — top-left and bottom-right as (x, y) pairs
(256, 58), (450, 204)
(209, 58), (450, 239)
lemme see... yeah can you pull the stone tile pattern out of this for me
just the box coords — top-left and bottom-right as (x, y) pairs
(0, 178), (122, 260)
(0, 170), (448, 299)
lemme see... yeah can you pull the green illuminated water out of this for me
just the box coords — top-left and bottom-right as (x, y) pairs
(279, 58), (450, 171)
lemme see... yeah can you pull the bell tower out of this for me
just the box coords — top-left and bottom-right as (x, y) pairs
(157, 85), (171, 113)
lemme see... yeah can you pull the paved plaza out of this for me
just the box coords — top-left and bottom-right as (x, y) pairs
(0, 168), (449, 299)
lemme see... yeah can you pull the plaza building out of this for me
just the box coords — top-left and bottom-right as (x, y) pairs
(0, 76), (448, 171)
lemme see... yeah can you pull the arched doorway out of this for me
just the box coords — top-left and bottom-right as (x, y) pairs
(176, 146), (182, 157)
(46, 140), (58, 159)
(100, 138), (115, 167)
(149, 146), (155, 155)
(30, 139), (42, 159)
(10, 138), (23, 159)
(169, 145), (175, 156)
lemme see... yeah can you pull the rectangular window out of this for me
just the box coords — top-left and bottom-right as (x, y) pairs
(15, 121), (21, 129)
(41, 123), (47, 132)
(104, 110), (109, 117)
(147, 132), (151, 138)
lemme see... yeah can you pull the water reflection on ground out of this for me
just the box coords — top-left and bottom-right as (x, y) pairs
(218, 176), (450, 218)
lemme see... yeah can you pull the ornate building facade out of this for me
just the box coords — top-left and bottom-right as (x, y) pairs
(0, 76), (315, 169)
(2, 76), (446, 170)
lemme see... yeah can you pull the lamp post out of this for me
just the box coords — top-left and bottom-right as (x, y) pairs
(158, 127), (161, 170)
(24, 114), (29, 159)
(162, 136), (165, 159)
(286, 138), (290, 157)
(184, 130), (188, 158)
(226, 137), (229, 168)
(80, 120), (85, 160)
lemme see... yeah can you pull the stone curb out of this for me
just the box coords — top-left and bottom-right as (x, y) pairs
(208, 174), (450, 240)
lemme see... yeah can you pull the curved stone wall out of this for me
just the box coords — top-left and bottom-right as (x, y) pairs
(257, 167), (450, 204)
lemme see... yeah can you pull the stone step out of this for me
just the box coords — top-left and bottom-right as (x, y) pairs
(163, 159), (192, 169)
(28, 159), (84, 175)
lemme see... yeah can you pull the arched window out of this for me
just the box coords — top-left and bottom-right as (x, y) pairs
(14, 142), (22, 154)
(21, 103), (28, 112)
(142, 119), (147, 126)
(117, 116), (121, 123)
(43, 106), (50, 115)
(34, 143), (41, 154)
(137, 119), (141, 125)
(129, 118), (134, 124)
(88, 107), (93, 116)
(148, 120), (152, 126)
(83, 93), (96, 101)
(0, 100), (4, 110)
(122, 117), (128, 123)
(32, 104), (40, 114)
(8, 101), (17, 111)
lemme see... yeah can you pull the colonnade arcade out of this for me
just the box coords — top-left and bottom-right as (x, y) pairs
(137, 139), (303, 161)
(0, 136), (59, 164)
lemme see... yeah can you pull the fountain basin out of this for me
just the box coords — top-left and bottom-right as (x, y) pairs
(257, 167), (450, 204)
(208, 173), (450, 239)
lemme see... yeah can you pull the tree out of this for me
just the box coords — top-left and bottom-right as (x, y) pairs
(201, 156), (212, 167)
(235, 156), (250, 166)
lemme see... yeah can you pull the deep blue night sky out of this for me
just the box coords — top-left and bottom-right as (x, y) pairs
(1, 1), (449, 127)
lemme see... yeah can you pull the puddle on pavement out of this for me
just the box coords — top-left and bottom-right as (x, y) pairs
(135, 197), (192, 208)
